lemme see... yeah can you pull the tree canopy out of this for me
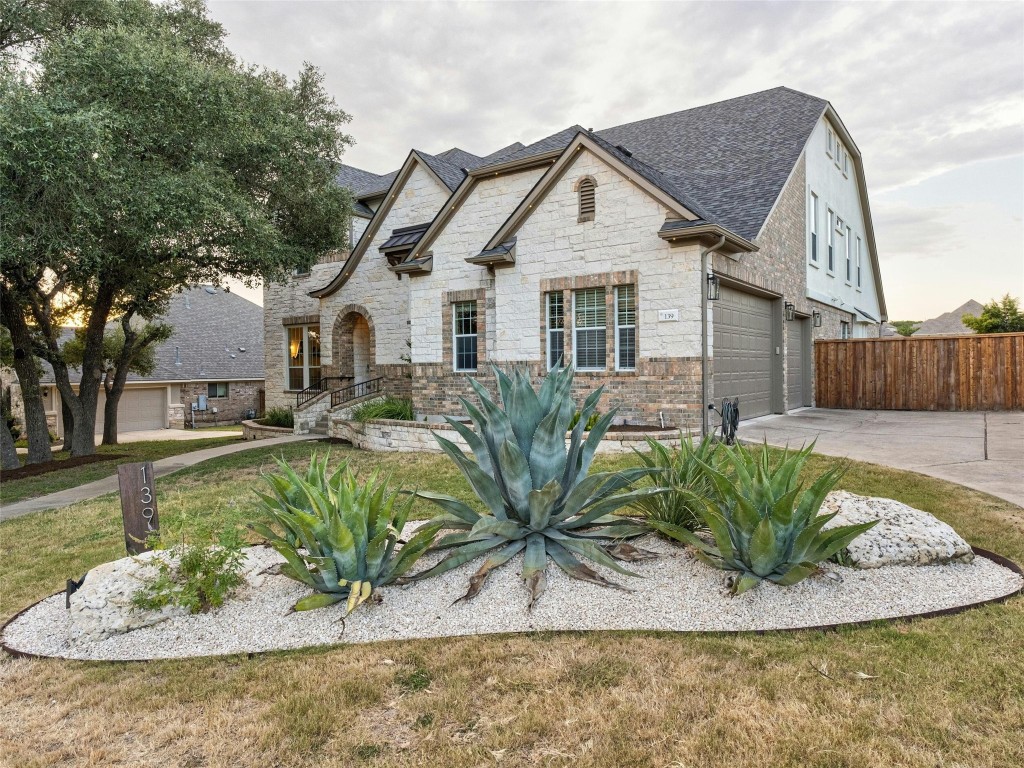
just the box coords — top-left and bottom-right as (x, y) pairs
(1, 0), (354, 456)
(962, 295), (1024, 334)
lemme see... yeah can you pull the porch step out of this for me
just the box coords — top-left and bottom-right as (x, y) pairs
(307, 426), (328, 436)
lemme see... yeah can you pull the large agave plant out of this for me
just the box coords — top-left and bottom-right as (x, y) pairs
(416, 365), (663, 606)
(251, 453), (441, 613)
(631, 433), (720, 531)
(650, 441), (878, 595)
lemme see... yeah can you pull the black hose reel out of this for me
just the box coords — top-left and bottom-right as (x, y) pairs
(709, 398), (740, 445)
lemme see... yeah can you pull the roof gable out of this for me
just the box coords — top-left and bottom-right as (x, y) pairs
(597, 87), (827, 240)
(310, 152), (452, 298)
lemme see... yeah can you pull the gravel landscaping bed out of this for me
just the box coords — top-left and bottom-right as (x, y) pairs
(4, 536), (1021, 661)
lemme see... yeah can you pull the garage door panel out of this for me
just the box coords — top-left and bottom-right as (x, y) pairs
(713, 286), (774, 419)
(95, 388), (166, 433)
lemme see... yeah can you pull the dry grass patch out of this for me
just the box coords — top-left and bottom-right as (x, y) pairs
(1, 442), (1022, 766)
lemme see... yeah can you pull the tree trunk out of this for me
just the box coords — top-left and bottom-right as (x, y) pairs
(0, 414), (19, 470)
(60, 395), (74, 452)
(0, 293), (53, 465)
(101, 369), (126, 446)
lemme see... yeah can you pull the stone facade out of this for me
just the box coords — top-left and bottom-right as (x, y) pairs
(263, 122), (883, 429)
(179, 380), (261, 426)
(333, 416), (679, 455)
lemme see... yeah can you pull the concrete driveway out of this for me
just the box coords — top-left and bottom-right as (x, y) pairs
(737, 409), (1024, 508)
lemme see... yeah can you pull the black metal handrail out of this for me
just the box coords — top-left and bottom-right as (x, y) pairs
(331, 376), (384, 408)
(296, 376), (351, 407)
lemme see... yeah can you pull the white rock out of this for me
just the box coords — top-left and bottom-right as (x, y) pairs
(69, 550), (189, 643)
(821, 490), (974, 568)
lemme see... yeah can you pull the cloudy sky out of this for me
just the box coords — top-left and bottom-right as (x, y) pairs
(210, 0), (1024, 321)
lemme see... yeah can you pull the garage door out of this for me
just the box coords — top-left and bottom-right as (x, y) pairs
(95, 388), (167, 433)
(713, 286), (774, 419)
(787, 318), (810, 409)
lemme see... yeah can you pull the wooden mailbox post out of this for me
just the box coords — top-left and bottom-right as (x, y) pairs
(117, 461), (160, 555)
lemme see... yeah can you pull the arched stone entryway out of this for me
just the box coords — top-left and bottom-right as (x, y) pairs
(332, 305), (376, 384)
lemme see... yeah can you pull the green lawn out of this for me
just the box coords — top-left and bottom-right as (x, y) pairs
(0, 436), (242, 504)
(1, 442), (1022, 767)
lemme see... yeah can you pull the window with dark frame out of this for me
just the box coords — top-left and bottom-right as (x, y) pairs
(573, 288), (606, 370)
(208, 382), (229, 398)
(856, 236), (863, 289)
(827, 210), (835, 273)
(453, 301), (478, 371)
(810, 192), (819, 263)
(845, 225), (853, 283)
(546, 292), (564, 370)
(615, 285), (636, 371)
(286, 324), (321, 390)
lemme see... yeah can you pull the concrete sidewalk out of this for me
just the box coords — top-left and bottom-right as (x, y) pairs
(738, 409), (1024, 508)
(1, 434), (318, 522)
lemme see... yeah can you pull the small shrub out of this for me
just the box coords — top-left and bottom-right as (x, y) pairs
(251, 452), (440, 612)
(351, 396), (414, 423)
(132, 527), (246, 614)
(632, 433), (720, 531)
(568, 409), (601, 432)
(650, 441), (878, 595)
(258, 407), (294, 428)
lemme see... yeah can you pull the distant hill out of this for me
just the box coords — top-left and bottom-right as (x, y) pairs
(916, 300), (984, 336)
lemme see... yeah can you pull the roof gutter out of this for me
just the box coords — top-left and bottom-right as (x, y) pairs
(701, 234), (727, 437)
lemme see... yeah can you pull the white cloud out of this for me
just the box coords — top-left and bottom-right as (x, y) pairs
(207, 0), (1024, 317)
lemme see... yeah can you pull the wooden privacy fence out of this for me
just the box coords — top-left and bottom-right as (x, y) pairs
(814, 333), (1024, 411)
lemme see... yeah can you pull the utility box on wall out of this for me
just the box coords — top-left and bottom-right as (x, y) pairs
(197, 394), (208, 411)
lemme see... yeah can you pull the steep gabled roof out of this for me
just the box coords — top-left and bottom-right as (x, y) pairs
(415, 150), (470, 191)
(916, 300), (984, 336)
(597, 87), (828, 240)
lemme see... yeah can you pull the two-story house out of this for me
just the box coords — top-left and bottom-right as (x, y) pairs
(263, 86), (887, 431)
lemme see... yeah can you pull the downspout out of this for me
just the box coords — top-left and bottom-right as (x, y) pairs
(700, 235), (727, 437)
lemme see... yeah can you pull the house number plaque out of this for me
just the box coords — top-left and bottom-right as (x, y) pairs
(117, 461), (160, 555)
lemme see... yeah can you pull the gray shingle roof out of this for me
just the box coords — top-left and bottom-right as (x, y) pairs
(38, 286), (265, 384)
(336, 87), (829, 244)
(597, 87), (828, 240)
(916, 300), (983, 336)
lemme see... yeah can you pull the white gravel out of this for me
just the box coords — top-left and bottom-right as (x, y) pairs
(4, 537), (1021, 661)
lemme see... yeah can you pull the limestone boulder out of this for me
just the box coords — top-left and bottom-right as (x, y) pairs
(821, 490), (974, 568)
(69, 550), (189, 643)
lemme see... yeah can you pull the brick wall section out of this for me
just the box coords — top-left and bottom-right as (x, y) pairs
(178, 380), (261, 425)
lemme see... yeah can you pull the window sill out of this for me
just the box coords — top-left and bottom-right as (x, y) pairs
(809, 260), (820, 269)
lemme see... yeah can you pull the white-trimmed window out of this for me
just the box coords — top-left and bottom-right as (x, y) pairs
(856, 236), (863, 289)
(845, 225), (853, 283)
(614, 285), (636, 371)
(842, 148), (849, 176)
(573, 288), (606, 370)
(833, 217), (845, 276)
(809, 192), (819, 264)
(826, 127), (835, 157)
(208, 382), (229, 398)
(826, 210), (835, 273)
(453, 301), (478, 372)
(840, 321), (851, 340)
(546, 292), (565, 370)
(286, 324), (321, 390)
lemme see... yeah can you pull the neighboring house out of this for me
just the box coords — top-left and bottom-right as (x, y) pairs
(25, 286), (265, 437)
(264, 86), (887, 428)
(915, 300), (983, 336)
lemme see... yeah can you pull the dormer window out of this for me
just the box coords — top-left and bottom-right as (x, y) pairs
(577, 176), (596, 222)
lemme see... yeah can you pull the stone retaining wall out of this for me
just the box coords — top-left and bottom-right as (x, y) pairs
(242, 420), (293, 441)
(332, 417), (679, 454)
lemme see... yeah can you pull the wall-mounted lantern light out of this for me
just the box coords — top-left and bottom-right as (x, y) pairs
(706, 273), (721, 302)
(784, 302), (796, 321)
(812, 309), (822, 328)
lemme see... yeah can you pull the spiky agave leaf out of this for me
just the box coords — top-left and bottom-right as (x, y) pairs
(652, 440), (878, 594)
(416, 365), (664, 605)
(251, 454), (438, 613)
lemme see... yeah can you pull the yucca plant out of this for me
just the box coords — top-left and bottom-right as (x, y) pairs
(631, 433), (720, 531)
(649, 441), (878, 595)
(416, 365), (663, 606)
(250, 453), (441, 613)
